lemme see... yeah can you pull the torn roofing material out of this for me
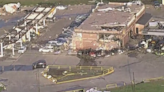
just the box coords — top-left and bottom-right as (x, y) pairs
(136, 13), (152, 25)
(77, 3), (143, 31)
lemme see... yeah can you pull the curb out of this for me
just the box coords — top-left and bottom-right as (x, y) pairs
(66, 76), (164, 92)
(41, 65), (114, 84)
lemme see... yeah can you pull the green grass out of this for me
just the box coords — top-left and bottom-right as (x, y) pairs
(0, 87), (4, 92)
(108, 80), (164, 92)
(43, 66), (113, 83)
(46, 67), (107, 82)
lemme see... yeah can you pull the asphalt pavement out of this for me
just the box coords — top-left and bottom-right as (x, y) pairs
(1, 4), (164, 92)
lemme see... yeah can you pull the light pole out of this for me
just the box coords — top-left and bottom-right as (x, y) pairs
(12, 44), (15, 56)
(127, 55), (134, 92)
(133, 72), (136, 92)
(36, 69), (40, 92)
(0, 42), (3, 57)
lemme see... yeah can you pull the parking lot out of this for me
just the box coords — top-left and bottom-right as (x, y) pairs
(0, 4), (164, 92)
(1, 50), (164, 92)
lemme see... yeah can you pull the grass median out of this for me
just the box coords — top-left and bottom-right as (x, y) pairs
(106, 80), (164, 92)
(42, 66), (114, 84)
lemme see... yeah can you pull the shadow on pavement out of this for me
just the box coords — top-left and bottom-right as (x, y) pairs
(1, 65), (33, 72)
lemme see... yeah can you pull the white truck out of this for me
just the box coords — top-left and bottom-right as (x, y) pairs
(18, 46), (27, 54)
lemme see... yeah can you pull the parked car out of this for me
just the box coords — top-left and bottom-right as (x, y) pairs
(89, 51), (96, 57)
(69, 22), (81, 28)
(58, 34), (72, 39)
(57, 38), (67, 42)
(56, 6), (67, 10)
(32, 60), (47, 69)
(55, 41), (64, 46)
(54, 49), (61, 55)
(18, 46), (27, 54)
(62, 30), (73, 34)
(48, 39), (65, 46)
(153, 1), (161, 8)
(45, 44), (54, 48)
(48, 41), (57, 46)
(62, 33), (73, 37)
(39, 47), (54, 53)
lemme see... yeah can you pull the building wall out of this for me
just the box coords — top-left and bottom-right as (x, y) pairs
(135, 24), (145, 34)
(72, 33), (98, 50)
(82, 33), (98, 49)
(73, 4), (146, 50)
(121, 5), (145, 47)
(72, 32), (120, 50)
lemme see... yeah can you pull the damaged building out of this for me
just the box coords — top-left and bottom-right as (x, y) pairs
(71, 1), (146, 50)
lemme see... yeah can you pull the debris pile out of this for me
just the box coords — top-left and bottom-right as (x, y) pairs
(2, 2), (21, 14)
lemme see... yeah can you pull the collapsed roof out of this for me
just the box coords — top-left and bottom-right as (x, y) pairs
(77, 2), (144, 32)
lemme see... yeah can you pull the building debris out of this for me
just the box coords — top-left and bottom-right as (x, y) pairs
(0, 6), (56, 52)
(72, 1), (145, 51)
(2, 2), (21, 14)
(0, 8), (6, 15)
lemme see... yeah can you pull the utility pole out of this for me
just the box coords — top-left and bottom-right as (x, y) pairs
(35, 23), (38, 35)
(127, 59), (134, 92)
(133, 72), (136, 92)
(12, 44), (15, 56)
(36, 69), (40, 92)
(0, 42), (3, 57)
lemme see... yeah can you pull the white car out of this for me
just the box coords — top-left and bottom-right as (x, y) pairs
(48, 40), (64, 46)
(39, 47), (54, 53)
(56, 6), (67, 10)
(18, 46), (27, 54)
(45, 44), (54, 48)
(48, 41), (57, 45)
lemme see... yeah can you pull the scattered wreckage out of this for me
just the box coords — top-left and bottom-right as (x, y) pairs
(124, 35), (164, 56)
(40, 14), (89, 54)
(67, 48), (124, 58)
(0, 2), (21, 15)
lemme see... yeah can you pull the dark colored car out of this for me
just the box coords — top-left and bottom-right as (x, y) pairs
(32, 60), (47, 69)
(153, 1), (160, 8)
(70, 21), (81, 28)
(58, 34), (72, 39)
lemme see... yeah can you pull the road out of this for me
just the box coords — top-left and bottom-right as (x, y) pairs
(0, 49), (164, 92)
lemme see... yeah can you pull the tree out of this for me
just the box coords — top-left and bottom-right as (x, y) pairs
(77, 54), (97, 66)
